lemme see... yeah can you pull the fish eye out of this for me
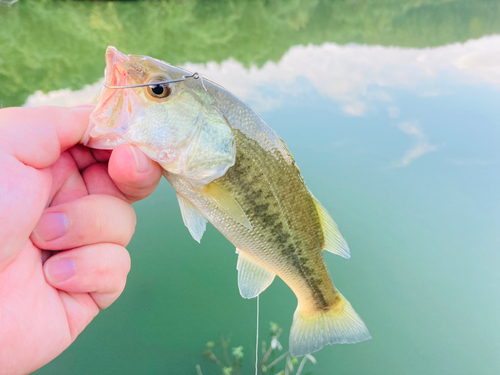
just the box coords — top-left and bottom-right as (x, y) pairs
(146, 79), (171, 99)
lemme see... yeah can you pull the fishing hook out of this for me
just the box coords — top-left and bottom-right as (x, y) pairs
(103, 72), (207, 91)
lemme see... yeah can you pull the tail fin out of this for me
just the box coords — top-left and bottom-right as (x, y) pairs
(289, 292), (371, 357)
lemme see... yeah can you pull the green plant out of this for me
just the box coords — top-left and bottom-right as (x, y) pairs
(198, 322), (316, 375)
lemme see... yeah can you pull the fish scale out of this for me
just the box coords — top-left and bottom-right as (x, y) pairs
(213, 130), (335, 310)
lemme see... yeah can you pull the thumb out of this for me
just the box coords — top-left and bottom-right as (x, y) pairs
(0, 105), (95, 169)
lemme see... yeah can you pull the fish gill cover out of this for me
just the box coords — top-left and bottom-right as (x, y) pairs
(0, 0), (500, 108)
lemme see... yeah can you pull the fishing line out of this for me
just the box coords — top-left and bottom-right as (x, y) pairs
(198, 74), (208, 91)
(103, 72), (202, 89)
(255, 295), (260, 375)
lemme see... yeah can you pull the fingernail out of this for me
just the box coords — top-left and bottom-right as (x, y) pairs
(46, 258), (76, 283)
(34, 212), (68, 242)
(129, 145), (150, 173)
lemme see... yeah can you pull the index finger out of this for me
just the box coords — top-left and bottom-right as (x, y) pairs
(0, 105), (95, 169)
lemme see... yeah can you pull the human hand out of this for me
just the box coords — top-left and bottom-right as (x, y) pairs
(0, 106), (162, 374)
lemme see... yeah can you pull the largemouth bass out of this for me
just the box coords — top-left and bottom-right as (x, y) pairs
(85, 46), (371, 356)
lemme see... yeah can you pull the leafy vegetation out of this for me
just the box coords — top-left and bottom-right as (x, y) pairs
(1, 0), (499, 107)
(199, 322), (316, 375)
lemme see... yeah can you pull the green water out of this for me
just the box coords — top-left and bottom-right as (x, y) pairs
(1, 0), (499, 373)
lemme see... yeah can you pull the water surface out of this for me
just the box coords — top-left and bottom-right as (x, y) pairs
(1, 1), (499, 374)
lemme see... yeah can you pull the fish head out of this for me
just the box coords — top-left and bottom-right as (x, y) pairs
(86, 46), (236, 184)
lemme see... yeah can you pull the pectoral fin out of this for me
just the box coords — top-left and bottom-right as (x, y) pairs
(177, 193), (207, 243)
(313, 198), (350, 259)
(200, 183), (252, 230)
(236, 249), (275, 299)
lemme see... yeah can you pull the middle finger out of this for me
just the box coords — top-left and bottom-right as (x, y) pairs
(31, 194), (136, 250)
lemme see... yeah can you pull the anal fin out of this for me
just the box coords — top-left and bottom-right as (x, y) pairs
(177, 193), (207, 243)
(200, 182), (252, 230)
(236, 248), (275, 299)
(313, 198), (350, 259)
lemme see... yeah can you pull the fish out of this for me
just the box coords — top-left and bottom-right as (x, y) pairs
(85, 46), (371, 356)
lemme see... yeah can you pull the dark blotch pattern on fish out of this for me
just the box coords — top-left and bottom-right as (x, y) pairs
(213, 130), (336, 310)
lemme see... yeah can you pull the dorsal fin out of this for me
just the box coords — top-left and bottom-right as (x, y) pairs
(236, 248), (275, 299)
(176, 193), (207, 243)
(313, 198), (350, 259)
(200, 182), (252, 230)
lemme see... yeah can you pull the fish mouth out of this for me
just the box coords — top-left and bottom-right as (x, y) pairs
(105, 46), (130, 87)
(84, 46), (132, 149)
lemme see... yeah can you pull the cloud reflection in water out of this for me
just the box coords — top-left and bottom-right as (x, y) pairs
(24, 35), (499, 167)
(26, 35), (500, 112)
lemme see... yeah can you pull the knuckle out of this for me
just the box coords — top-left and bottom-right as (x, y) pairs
(91, 201), (107, 240)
